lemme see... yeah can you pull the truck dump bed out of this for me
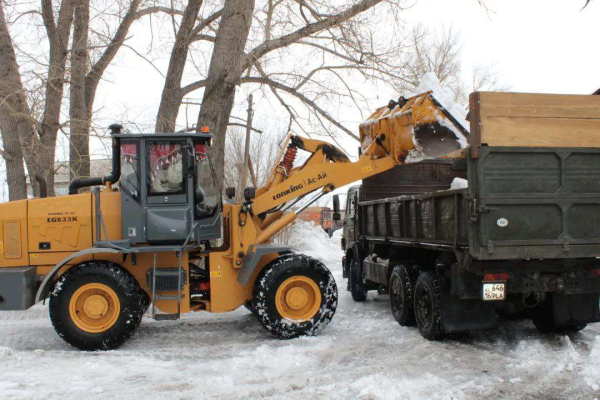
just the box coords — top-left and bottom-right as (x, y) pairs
(360, 92), (600, 261)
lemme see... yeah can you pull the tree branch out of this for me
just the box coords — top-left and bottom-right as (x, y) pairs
(134, 6), (185, 20)
(86, 0), (142, 104)
(190, 9), (223, 37)
(242, 0), (384, 72)
(242, 75), (359, 141)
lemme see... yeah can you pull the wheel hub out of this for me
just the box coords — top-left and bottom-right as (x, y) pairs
(69, 283), (120, 333)
(83, 295), (109, 319)
(275, 276), (322, 322)
(286, 287), (309, 310)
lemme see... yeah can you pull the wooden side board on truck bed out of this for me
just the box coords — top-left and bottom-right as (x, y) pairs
(470, 92), (600, 157)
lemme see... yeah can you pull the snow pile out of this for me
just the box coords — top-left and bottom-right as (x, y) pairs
(414, 72), (470, 133)
(582, 336), (600, 390)
(450, 177), (468, 189)
(286, 220), (343, 267)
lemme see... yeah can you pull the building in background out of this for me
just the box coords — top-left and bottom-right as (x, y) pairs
(26, 159), (111, 197)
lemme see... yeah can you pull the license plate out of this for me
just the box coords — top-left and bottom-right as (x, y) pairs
(482, 282), (505, 301)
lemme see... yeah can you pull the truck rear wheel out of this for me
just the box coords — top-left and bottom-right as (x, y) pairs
(414, 271), (444, 340)
(253, 254), (337, 339)
(49, 261), (146, 351)
(390, 265), (415, 326)
(349, 258), (367, 302)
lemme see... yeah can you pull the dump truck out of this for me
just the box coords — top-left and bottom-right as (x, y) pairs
(340, 91), (600, 339)
(0, 92), (465, 350)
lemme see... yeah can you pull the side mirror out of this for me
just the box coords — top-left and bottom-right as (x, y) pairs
(332, 194), (340, 213)
(225, 187), (236, 199)
(333, 212), (341, 221)
(244, 187), (256, 201)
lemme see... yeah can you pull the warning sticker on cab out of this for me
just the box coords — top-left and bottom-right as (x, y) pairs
(210, 271), (222, 278)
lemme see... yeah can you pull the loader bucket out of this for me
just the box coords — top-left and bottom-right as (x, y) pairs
(359, 91), (470, 162)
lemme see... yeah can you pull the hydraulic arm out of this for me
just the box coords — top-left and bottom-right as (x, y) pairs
(250, 91), (470, 244)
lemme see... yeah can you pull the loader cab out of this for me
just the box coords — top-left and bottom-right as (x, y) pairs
(117, 132), (221, 247)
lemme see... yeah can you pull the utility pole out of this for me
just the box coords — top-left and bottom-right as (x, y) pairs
(243, 94), (256, 188)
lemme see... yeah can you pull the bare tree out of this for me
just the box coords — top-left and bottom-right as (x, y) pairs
(69, 0), (145, 179)
(151, 0), (409, 189)
(399, 25), (465, 101)
(395, 24), (508, 104)
(0, 3), (28, 200)
(223, 125), (284, 200)
(0, 0), (75, 198)
(471, 63), (510, 93)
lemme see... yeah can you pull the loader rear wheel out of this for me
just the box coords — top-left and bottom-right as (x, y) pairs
(414, 271), (444, 340)
(253, 254), (337, 339)
(390, 265), (415, 326)
(49, 261), (145, 351)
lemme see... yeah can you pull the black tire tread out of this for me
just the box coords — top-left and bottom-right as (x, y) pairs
(253, 254), (337, 339)
(390, 265), (416, 326)
(49, 261), (146, 351)
(414, 271), (444, 340)
(349, 258), (367, 302)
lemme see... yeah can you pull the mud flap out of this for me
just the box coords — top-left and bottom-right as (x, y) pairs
(553, 293), (600, 326)
(440, 293), (499, 333)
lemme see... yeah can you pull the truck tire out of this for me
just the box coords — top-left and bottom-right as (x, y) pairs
(389, 265), (415, 326)
(414, 271), (444, 340)
(349, 258), (368, 302)
(253, 254), (337, 339)
(49, 261), (146, 351)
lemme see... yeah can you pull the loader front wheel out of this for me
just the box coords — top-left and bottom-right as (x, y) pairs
(253, 254), (337, 339)
(49, 261), (146, 351)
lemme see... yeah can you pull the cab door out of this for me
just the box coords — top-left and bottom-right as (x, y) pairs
(144, 140), (193, 243)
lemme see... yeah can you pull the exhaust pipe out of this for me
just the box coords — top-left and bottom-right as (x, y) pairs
(68, 124), (122, 195)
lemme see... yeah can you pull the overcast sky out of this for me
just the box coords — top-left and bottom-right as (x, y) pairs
(409, 0), (599, 95)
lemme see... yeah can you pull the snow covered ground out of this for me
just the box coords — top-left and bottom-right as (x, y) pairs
(1, 221), (600, 399)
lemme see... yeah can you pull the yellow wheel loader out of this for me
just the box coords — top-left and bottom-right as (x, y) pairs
(0, 91), (466, 350)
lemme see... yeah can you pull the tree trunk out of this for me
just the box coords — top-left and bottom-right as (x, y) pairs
(69, 0), (91, 180)
(197, 0), (255, 189)
(0, 2), (37, 199)
(0, 116), (27, 200)
(155, 0), (203, 133)
(37, 0), (75, 196)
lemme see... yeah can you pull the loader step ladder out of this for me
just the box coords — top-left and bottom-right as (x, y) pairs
(150, 251), (184, 321)
(150, 223), (197, 321)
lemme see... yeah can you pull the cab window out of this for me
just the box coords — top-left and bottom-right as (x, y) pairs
(147, 141), (185, 195)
